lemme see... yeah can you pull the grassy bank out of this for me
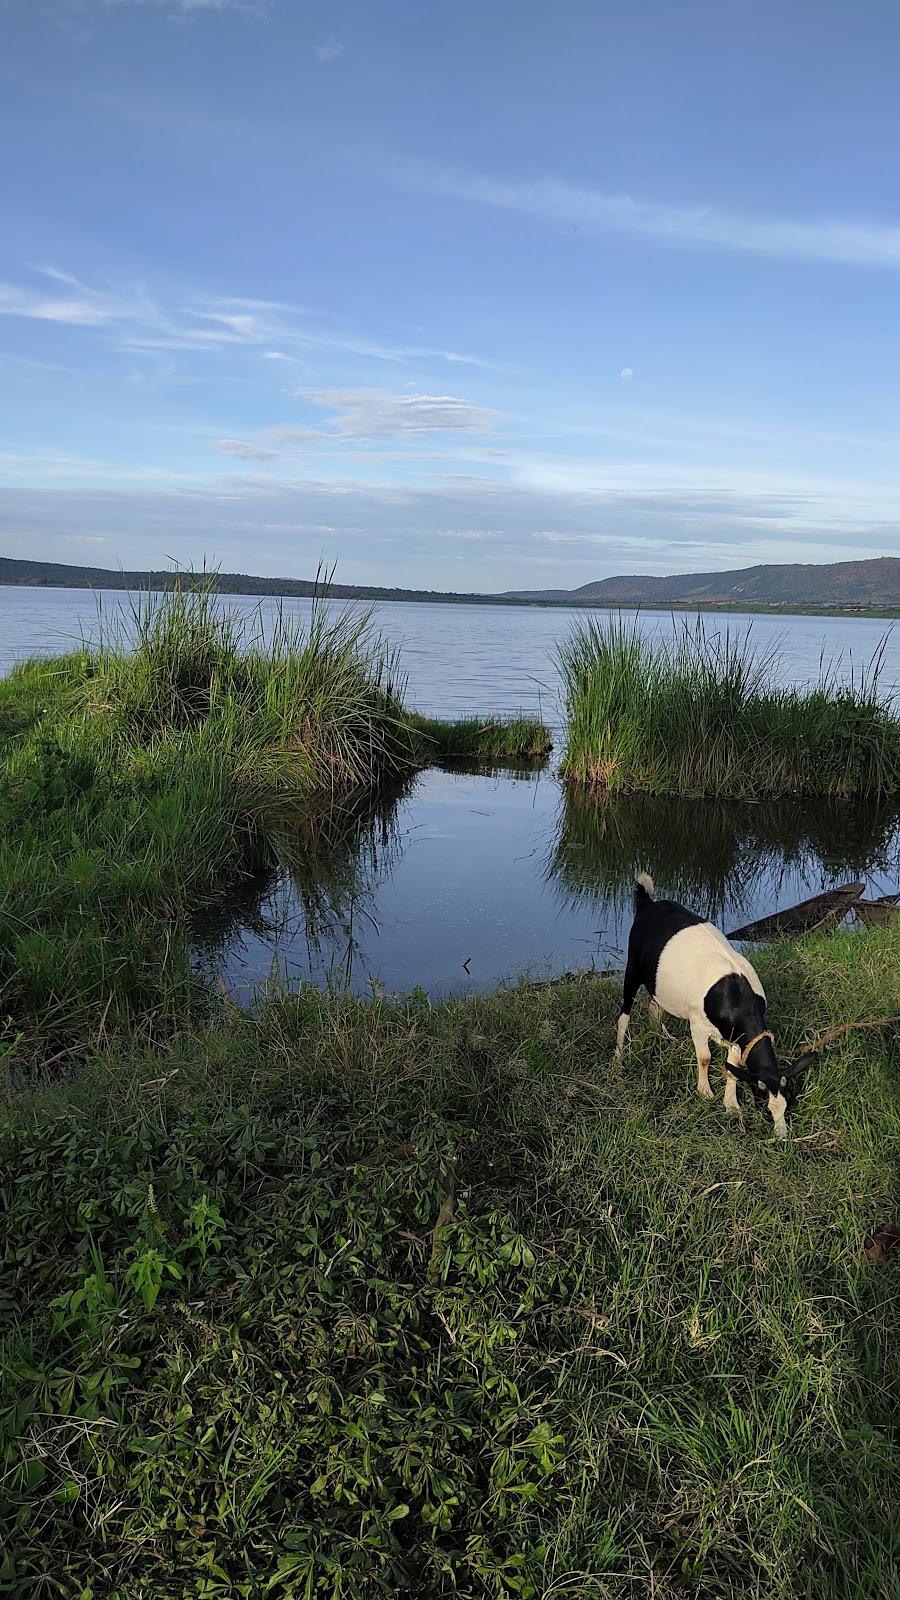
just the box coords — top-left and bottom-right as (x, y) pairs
(0, 588), (548, 1057)
(1, 923), (898, 1599)
(558, 616), (900, 798)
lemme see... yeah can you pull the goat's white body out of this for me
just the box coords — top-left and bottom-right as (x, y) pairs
(616, 895), (788, 1137)
(653, 923), (765, 1024)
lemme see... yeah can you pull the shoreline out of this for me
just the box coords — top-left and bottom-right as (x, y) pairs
(3, 578), (900, 621)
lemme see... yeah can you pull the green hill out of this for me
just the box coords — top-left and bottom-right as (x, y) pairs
(2, 553), (900, 612)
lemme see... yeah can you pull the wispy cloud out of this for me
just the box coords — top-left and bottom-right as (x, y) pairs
(0, 268), (490, 370)
(300, 388), (498, 439)
(398, 165), (900, 267)
(215, 438), (279, 462)
(314, 36), (343, 62)
(106, 0), (269, 14)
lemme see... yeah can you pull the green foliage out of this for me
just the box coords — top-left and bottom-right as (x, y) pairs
(0, 585), (548, 1056)
(406, 714), (552, 763)
(1, 929), (898, 1598)
(558, 614), (900, 797)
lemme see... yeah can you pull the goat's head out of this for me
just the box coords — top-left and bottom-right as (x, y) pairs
(730, 1049), (818, 1139)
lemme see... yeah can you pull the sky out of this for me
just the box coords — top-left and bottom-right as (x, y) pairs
(2, 0), (900, 592)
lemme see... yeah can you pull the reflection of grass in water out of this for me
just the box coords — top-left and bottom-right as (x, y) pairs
(194, 776), (416, 990)
(198, 761), (552, 993)
(432, 757), (550, 782)
(272, 778), (414, 976)
(549, 785), (900, 925)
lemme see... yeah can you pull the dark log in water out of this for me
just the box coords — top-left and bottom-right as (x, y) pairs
(727, 882), (865, 940)
(853, 893), (900, 928)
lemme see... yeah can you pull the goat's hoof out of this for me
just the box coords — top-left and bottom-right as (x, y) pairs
(697, 1083), (715, 1101)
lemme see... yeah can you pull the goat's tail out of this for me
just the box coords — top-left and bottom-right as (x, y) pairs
(634, 871), (655, 910)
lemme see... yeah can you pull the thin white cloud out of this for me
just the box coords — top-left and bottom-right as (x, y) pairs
(301, 388), (498, 438)
(0, 269), (490, 369)
(315, 36), (343, 62)
(400, 166), (900, 267)
(620, 367), (634, 380)
(107, 1), (268, 14)
(0, 280), (125, 327)
(215, 438), (279, 462)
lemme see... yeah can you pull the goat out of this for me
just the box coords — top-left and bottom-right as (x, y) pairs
(614, 874), (815, 1138)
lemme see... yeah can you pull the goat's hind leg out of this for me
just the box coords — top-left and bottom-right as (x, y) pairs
(615, 956), (642, 1059)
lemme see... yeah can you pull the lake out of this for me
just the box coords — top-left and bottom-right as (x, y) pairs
(3, 584), (899, 998)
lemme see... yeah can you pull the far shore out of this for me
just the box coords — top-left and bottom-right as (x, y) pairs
(2, 580), (899, 622)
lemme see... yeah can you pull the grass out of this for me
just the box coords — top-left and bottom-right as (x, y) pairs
(406, 713), (552, 763)
(1, 922), (898, 1598)
(558, 614), (900, 798)
(0, 586), (549, 1057)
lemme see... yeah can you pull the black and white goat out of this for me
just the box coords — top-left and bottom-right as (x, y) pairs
(615, 874), (815, 1138)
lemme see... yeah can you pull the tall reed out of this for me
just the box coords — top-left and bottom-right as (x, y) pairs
(558, 614), (900, 798)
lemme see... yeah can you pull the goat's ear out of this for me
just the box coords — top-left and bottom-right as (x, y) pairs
(727, 1062), (758, 1086)
(786, 1051), (818, 1079)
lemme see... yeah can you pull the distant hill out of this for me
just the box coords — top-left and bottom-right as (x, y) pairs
(0, 558), (532, 608)
(2, 554), (899, 612)
(504, 556), (900, 610)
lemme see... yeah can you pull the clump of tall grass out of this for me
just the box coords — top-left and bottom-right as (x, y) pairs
(406, 712), (552, 763)
(559, 614), (900, 798)
(75, 583), (415, 797)
(36, 582), (551, 793)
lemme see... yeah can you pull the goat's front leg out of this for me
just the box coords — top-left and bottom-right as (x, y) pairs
(690, 1019), (714, 1099)
(723, 1043), (742, 1116)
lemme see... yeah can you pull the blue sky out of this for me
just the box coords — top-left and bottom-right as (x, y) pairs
(2, 0), (900, 590)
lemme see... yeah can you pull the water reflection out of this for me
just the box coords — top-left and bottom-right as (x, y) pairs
(194, 769), (900, 1003)
(549, 787), (900, 926)
(192, 775), (416, 993)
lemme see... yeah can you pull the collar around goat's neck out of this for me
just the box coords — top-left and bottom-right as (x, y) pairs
(740, 1030), (775, 1069)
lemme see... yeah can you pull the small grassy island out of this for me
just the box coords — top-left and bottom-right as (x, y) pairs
(0, 592), (897, 1599)
(559, 615), (900, 798)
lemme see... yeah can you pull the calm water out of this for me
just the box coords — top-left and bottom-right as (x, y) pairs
(2, 585), (898, 720)
(191, 767), (900, 1002)
(3, 585), (899, 998)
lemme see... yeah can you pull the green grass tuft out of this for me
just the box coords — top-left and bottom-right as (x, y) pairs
(406, 712), (552, 762)
(558, 613), (900, 797)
